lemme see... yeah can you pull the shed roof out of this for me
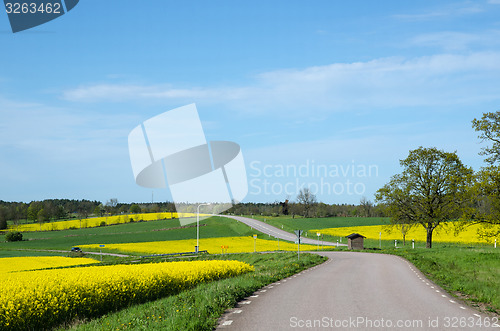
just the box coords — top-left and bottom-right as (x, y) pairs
(346, 233), (366, 239)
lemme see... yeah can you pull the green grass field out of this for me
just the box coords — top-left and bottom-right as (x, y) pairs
(1, 214), (498, 329)
(0, 216), (260, 257)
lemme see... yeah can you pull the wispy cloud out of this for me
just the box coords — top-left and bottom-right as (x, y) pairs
(61, 52), (500, 116)
(409, 30), (500, 51)
(0, 97), (134, 163)
(393, 2), (484, 21)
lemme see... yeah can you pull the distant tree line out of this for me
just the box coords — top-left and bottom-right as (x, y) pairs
(0, 195), (386, 230)
(0, 199), (178, 230)
(223, 194), (386, 218)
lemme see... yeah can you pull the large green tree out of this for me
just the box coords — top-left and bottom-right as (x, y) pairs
(472, 111), (500, 164)
(465, 111), (500, 238)
(376, 147), (473, 248)
(460, 166), (500, 239)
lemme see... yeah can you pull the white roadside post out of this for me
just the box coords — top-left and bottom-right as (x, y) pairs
(379, 232), (381, 249)
(253, 234), (257, 253)
(395, 240), (397, 248)
(495, 239), (497, 248)
(412, 239), (415, 249)
(294, 230), (303, 260)
(99, 244), (105, 261)
(317, 232), (321, 251)
(196, 203), (211, 253)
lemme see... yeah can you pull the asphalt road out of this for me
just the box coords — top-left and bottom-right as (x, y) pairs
(222, 215), (346, 247)
(217, 251), (499, 330)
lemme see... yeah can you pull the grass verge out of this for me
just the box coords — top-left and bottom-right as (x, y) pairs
(61, 252), (327, 330)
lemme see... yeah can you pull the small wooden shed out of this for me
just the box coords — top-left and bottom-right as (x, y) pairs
(346, 233), (366, 250)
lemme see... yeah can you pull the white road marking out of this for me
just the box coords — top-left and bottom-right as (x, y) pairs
(442, 295), (447, 298)
(460, 307), (466, 310)
(474, 314), (481, 317)
(222, 321), (233, 326)
(251, 295), (259, 298)
(234, 310), (242, 313)
(241, 301), (252, 304)
(449, 300), (456, 303)
(260, 290), (267, 293)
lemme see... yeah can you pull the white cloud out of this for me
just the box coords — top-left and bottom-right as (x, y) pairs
(61, 52), (500, 117)
(393, 2), (484, 21)
(409, 30), (500, 51)
(243, 121), (483, 203)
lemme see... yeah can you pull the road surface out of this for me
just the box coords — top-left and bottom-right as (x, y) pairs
(222, 215), (346, 247)
(217, 251), (499, 330)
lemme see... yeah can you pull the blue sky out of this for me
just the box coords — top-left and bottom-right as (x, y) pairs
(1, 0), (500, 204)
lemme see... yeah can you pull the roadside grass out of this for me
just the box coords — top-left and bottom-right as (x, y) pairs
(60, 252), (327, 331)
(0, 216), (259, 254)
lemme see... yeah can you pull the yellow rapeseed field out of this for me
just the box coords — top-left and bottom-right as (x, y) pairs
(0, 256), (99, 274)
(0, 260), (253, 330)
(312, 223), (499, 244)
(7, 212), (206, 232)
(80, 236), (318, 255)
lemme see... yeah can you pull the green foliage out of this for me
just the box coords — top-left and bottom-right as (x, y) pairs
(37, 208), (49, 223)
(0, 218), (6, 231)
(460, 166), (500, 238)
(472, 111), (500, 165)
(5, 231), (23, 242)
(375, 147), (474, 248)
(129, 204), (141, 214)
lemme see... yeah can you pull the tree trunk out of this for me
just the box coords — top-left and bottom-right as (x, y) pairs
(426, 227), (433, 248)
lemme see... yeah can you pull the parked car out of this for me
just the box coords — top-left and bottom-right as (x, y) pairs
(71, 247), (82, 252)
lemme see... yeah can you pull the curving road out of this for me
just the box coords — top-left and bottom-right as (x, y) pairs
(222, 215), (346, 247)
(217, 251), (499, 330)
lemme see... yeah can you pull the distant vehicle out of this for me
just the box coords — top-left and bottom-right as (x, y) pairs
(71, 247), (82, 252)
